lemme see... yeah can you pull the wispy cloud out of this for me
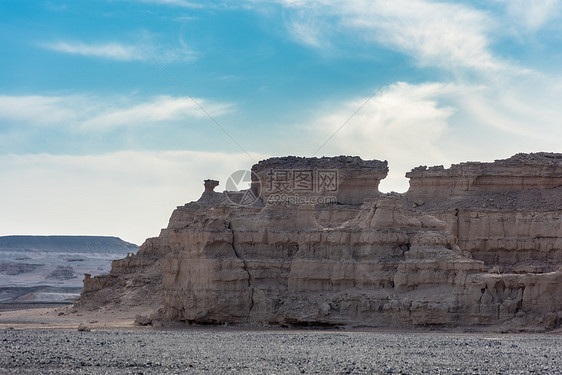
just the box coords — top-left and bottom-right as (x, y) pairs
(80, 95), (233, 130)
(264, 0), (505, 72)
(0, 95), (80, 125)
(40, 39), (196, 62)
(41, 41), (144, 61)
(307, 82), (460, 191)
(284, 9), (332, 48)
(0, 94), (233, 130)
(495, 0), (562, 32)
(350, 1), (498, 71)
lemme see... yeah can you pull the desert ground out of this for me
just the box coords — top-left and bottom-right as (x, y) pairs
(1, 304), (561, 374)
(0, 303), (143, 330)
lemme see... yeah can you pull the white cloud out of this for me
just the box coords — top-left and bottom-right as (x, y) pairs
(272, 0), (503, 72)
(284, 9), (331, 48)
(41, 41), (143, 61)
(0, 94), (233, 130)
(496, 0), (561, 32)
(40, 40), (196, 62)
(80, 96), (233, 130)
(307, 82), (461, 192)
(454, 77), (562, 143)
(0, 151), (264, 245)
(0, 95), (82, 126)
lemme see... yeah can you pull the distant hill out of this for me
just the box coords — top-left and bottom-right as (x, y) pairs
(0, 236), (139, 303)
(0, 236), (138, 254)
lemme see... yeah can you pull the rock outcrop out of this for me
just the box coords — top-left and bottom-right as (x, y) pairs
(406, 153), (562, 200)
(77, 153), (562, 330)
(252, 156), (388, 205)
(404, 153), (562, 272)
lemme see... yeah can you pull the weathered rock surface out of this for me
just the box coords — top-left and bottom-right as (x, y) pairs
(404, 153), (562, 271)
(77, 153), (562, 330)
(406, 152), (562, 200)
(252, 156), (388, 205)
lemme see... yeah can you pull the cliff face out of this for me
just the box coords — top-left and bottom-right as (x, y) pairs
(406, 153), (562, 199)
(404, 153), (562, 272)
(251, 156), (388, 205)
(78, 153), (562, 330)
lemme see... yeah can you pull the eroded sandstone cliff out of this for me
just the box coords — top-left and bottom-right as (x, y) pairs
(78, 153), (562, 330)
(404, 153), (562, 272)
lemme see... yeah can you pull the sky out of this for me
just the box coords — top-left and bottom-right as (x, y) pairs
(1, 0), (561, 245)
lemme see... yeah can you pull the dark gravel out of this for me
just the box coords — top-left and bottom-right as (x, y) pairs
(1, 328), (560, 374)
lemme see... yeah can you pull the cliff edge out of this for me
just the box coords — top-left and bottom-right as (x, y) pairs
(76, 153), (562, 331)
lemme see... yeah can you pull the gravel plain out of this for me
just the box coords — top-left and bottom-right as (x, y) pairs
(1, 328), (561, 374)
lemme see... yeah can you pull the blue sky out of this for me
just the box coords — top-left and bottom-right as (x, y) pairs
(1, 0), (561, 244)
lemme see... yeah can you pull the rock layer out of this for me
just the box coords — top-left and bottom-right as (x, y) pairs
(404, 153), (562, 272)
(406, 153), (562, 199)
(252, 156), (388, 205)
(78, 153), (562, 330)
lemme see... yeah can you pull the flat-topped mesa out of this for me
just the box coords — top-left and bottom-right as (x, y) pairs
(251, 156), (388, 205)
(406, 152), (562, 199)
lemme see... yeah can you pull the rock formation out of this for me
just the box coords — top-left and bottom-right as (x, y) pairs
(252, 156), (388, 205)
(404, 153), (562, 271)
(78, 153), (562, 330)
